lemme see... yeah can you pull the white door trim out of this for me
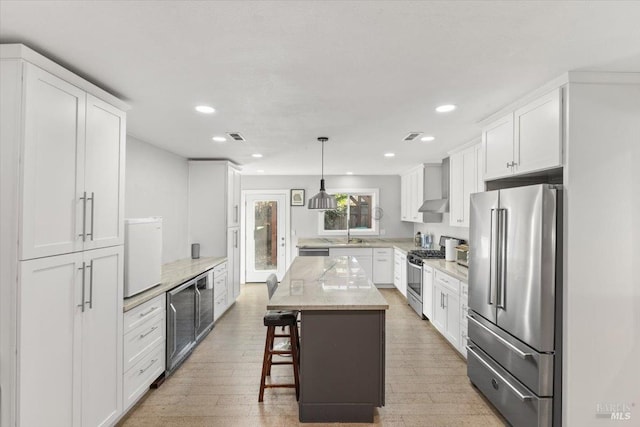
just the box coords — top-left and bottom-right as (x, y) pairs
(240, 189), (291, 284)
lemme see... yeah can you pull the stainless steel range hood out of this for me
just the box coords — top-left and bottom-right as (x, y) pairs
(419, 157), (449, 214)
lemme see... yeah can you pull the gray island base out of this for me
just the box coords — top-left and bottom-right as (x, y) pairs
(268, 256), (389, 423)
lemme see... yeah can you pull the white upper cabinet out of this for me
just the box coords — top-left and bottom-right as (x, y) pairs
(449, 143), (481, 227)
(19, 63), (126, 260)
(21, 64), (87, 259)
(514, 88), (563, 175)
(400, 165), (424, 223)
(482, 113), (514, 180)
(483, 88), (563, 181)
(227, 166), (241, 227)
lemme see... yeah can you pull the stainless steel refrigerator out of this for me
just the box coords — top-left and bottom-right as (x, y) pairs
(467, 184), (562, 427)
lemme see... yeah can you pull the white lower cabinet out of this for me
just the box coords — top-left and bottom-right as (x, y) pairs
(432, 270), (461, 350)
(459, 282), (469, 359)
(19, 246), (123, 427)
(329, 248), (374, 280)
(393, 249), (407, 297)
(422, 265), (434, 320)
(123, 294), (166, 411)
(213, 261), (228, 322)
(372, 248), (393, 284)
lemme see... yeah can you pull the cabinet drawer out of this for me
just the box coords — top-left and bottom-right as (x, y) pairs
(329, 247), (372, 257)
(124, 343), (165, 410)
(124, 294), (165, 334)
(124, 313), (165, 372)
(434, 271), (460, 295)
(214, 274), (227, 299)
(214, 292), (227, 319)
(373, 248), (392, 257)
(461, 282), (469, 299)
(213, 261), (227, 277)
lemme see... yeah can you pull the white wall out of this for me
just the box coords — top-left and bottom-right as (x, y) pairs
(125, 136), (189, 263)
(413, 217), (469, 248)
(242, 174), (414, 239)
(563, 81), (640, 426)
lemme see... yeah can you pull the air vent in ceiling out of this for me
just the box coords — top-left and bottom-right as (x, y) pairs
(226, 132), (246, 142)
(403, 132), (423, 141)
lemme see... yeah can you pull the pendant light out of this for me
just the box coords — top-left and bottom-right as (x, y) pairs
(308, 137), (337, 210)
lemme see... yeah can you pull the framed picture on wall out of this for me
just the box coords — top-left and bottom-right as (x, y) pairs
(291, 189), (305, 206)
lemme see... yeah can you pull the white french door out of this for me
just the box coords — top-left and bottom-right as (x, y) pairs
(245, 193), (287, 282)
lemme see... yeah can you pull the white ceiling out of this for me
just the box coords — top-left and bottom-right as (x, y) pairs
(2, 1), (640, 175)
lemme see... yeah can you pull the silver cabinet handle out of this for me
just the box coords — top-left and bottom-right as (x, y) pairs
(168, 303), (177, 359)
(138, 358), (158, 375)
(466, 345), (533, 401)
(139, 306), (158, 317)
(87, 259), (93, 308)
(489, 209), (499, 305)
(195, 286), (201, 329)
(140, 326), (158, 339)
(497, 209), (507, 309)
(87, 192), (95, 240)
(234, 230), (238, 248)
(78, 192), (87, 241)
(78, 262), (86, 312)
(466, 314), (532, 359)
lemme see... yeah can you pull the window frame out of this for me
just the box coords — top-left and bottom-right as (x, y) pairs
(317, 188), (379, 236)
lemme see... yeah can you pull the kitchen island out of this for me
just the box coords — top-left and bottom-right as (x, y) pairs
(268, 256), (389, 423)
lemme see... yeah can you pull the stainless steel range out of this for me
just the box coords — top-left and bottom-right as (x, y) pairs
(406, 236), (453, 317)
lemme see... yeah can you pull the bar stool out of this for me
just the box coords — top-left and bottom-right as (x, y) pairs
(259, 274), (300, 402)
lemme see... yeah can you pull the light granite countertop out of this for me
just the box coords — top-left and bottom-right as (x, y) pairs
(297, 237), (419, 254)
(268, 256), (389, 311)
(123, 256), (227, 312)
(424, 259), (469, 283)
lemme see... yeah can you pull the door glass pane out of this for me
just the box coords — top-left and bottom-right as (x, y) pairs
(254, 201), (278, 271)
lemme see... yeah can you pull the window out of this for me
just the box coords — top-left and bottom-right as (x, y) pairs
(318, 189), (379, 235)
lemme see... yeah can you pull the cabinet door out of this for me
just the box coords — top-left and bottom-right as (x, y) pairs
(461, 147), (476, 228)
(19, 252), (83, 427)
(444, 290), (460, 348)
(400, 173), (409, 221)
(227, 167), (241, 227)
(432, 284), (447, 334)
(83, 95), (126, 251)
(21, 63), (86, 260)
(354, 255), (373, 281)
(81, 246), (123, 427)
(227, 227), (241, 302)
(514, 88), (562, 175)
(449, 152), (464, 226)
(399, 253), (407, 297)
(475, 144), (485, 193)
(482, 113), (514, 181)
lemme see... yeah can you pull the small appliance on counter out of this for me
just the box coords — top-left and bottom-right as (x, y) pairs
(124, 217), (163, 298)
(445, 238), (460, 261)
(455, 244), (469, 267)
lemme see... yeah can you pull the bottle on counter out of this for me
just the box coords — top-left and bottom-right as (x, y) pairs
(423, 233), (432, 249)
(415, 231), (422, 247)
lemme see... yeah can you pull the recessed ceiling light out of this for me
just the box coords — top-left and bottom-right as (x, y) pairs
(257, 169), (265, 173)
(195, 105), (215, 114)
(384, 153), (395, 158)
(212, 136), (227, 142)
(421, 136), (435, 142)
(435, 104), (456, 113)
(346, 171), (353, 175)
(252, 153), (263, 158)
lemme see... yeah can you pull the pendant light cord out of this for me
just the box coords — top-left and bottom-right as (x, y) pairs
(321, 139), (324, 180)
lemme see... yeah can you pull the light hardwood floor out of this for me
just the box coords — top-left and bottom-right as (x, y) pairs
(119, 284), (506, 426)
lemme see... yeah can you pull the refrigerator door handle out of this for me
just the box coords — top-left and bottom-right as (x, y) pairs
(466, 345), (534, 402)
(467, 314), (532, 359)
(489, 209), (499, 305)
(497, 209), (507, 310)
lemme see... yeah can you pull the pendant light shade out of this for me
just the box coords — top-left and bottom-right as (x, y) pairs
(308, 137), (337, 210)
